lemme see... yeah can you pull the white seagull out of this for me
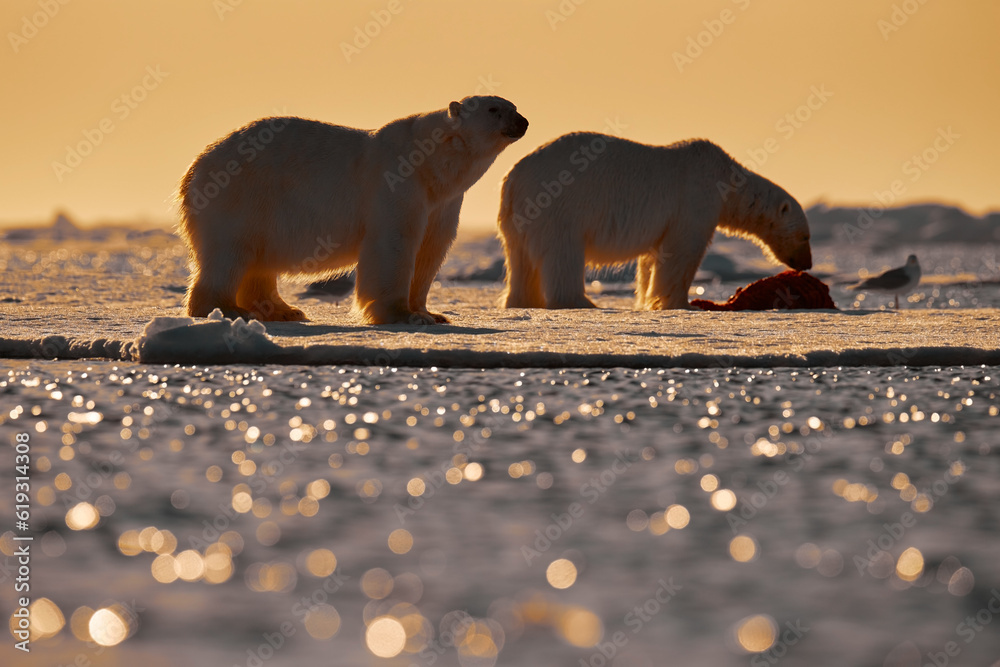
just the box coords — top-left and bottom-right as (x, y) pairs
(850, 255), (921, 309)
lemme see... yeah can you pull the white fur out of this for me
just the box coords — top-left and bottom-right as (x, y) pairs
(178, 96), (528, 324)
(498, 133), (813, 310)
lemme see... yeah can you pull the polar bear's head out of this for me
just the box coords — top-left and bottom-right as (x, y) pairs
(767, 197), (813, 271)
(721, 174), (813, 272)
(448, 96), (528, 149)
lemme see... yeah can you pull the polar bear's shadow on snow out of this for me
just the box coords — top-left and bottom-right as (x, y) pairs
(621, 330), (709, 339)
(262, 322), (510, 337)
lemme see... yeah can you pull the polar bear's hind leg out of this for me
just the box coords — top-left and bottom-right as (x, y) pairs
(184, 246), (251, 320)
(501, 238), (545, 308)
(539, 241), (597, 309)
(237, 272), (307, 322)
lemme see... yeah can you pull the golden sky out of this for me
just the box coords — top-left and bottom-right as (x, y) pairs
(2, 0), (997, 232)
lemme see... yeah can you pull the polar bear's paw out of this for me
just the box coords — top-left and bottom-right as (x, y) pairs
(425, 311), (450, 324)
(219, 305), (253, 321)
(250, 305), (308, 322)
(547, 295), (598, 310)
(385, 311), (437, 326)
(363, 302), (440, 326)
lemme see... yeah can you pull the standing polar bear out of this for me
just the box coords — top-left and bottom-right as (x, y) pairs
(498, 133), (812, 310)
(179, 96), (528, 324)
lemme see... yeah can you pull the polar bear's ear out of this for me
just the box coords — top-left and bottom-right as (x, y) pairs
(448, 101), (463, 119)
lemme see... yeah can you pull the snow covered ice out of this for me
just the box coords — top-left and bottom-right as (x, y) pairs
(1, 213), (999, 666)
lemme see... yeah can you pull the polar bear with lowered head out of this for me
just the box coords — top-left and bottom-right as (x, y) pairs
(498, 133), (812, 309)
(179, 96), (528, 324)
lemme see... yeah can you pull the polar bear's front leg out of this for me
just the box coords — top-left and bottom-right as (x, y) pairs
(409, 197), (463, 323)
(645, 240), (700, 310)
(635, 255), (653, 309)
(355, 199), (436, 325)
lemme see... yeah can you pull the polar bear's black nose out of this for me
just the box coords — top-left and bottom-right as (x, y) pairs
(505, 114), (529, 139)
(789, 246), (813, 271)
